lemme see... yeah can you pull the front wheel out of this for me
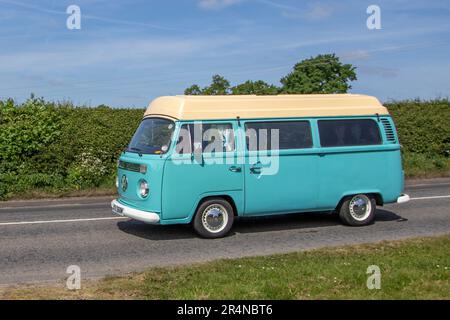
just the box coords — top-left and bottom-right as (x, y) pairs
(193, 198), (234, 238)
(338, 194), (376, 226)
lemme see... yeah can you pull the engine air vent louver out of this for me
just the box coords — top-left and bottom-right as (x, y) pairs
(381, 118), (396, 143)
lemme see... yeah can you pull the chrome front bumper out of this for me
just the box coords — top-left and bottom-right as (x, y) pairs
(111, 199), (160, 224)
(397, 194), (410, 204)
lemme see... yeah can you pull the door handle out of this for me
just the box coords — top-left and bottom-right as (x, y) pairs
(229, 166), (242, 173)
(250, 163), (262, 174)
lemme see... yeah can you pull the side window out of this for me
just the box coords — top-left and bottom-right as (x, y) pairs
(176, 123), (235, 154)
(176, 124), (192, 154)
(318, 119), (382, 147)
(245, 121), (313, 151)
(201, 123), (235, 153)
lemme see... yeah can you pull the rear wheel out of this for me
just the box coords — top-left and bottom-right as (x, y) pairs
(193, 198), (234, 238)
(338, 194), (376, 226)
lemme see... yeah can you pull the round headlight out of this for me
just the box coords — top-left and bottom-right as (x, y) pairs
(139, 180), (149, 198)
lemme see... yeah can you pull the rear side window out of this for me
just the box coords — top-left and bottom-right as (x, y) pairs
(245, 121), (312, 151)
(318, 119), (381, 147)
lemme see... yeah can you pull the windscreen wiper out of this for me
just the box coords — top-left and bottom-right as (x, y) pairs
(130, 147), (143, 157)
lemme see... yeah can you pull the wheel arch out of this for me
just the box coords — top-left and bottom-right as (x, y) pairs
(336, 192), (383, 210)
(191, 194), (239, 221)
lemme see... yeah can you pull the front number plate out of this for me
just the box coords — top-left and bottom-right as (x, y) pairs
(113, 204), (124, 215)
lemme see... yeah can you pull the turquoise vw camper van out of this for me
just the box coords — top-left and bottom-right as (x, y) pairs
(112, 94), (409, 238)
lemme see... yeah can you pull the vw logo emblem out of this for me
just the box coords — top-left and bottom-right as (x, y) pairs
(121, 175), (128, 192)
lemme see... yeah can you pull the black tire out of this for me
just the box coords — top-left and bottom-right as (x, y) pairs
(338, 194), (376, 226)
(193, 198), (234, 238)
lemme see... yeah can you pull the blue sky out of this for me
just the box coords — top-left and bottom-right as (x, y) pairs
(0, 0), (449, 107)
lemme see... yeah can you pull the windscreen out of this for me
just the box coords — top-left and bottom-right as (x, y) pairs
(127, 118), (175, 155)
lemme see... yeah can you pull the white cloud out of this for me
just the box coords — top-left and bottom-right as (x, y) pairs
(358, 66), (399, 79)
(304, 3), (333, 21)
(198, 0), (244, 10)
(281, 2), (334, 21)
(0, 0), (180, 31)
(0, 37), (236, 73)
(340, 50), (372, 61)
(256, 0), (297, 11)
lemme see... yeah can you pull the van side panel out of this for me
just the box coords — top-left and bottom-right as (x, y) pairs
(314, 116), (403, 209)
(159, 115), (404, 223)
(162, 157), (243, 221)
(244, 150), (319, 215)
(161, 121), (244, 222)
(316, 148), (403, 209)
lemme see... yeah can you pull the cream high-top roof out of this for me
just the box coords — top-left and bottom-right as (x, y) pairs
(143, 94), (388, 120)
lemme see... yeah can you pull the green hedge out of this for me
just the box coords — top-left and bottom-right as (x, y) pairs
(0, 97), (449, 200)
(386, 99), (450, 178)
(0, 97), (143, 199)
(387, 99), (450, 156)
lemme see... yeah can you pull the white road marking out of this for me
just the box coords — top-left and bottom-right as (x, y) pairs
(0, 216), (128, 226)
(407, 182), (450, 188)
(410, 195), (450, 200)
(0, 203), (106, 210)
(1, 192), (449, 227)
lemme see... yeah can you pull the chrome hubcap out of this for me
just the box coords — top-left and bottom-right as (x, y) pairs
(202, 204), (228, 233)
(349, 195), (371, 221)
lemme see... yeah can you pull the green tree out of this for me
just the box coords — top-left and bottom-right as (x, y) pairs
(184, 54), (357, 95)
(280, 54), (357, 94)
(201, 75), (231, 95)
(231, 80), (279, 95)
(184, 75), (231, 95)
(184, 84), (202, 95)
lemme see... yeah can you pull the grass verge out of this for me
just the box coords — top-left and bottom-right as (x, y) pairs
(403, 154), (450, 179)
(3, 173), (450, 202)
(1, 236), (449, 300)
(5, 187), (116, 201)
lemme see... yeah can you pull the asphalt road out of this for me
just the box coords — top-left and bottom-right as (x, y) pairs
(0, 179), (449, 285)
